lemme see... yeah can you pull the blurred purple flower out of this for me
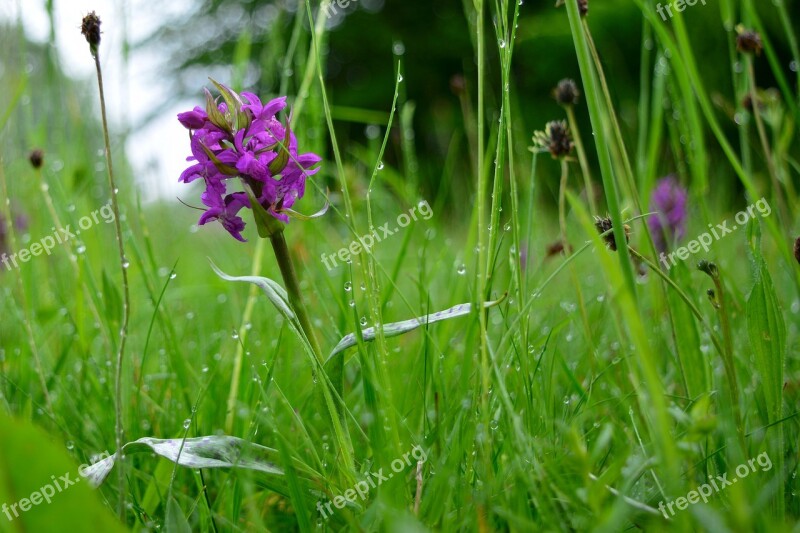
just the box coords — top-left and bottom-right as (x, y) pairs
(178, 83), (321, 241)
(647, 176), (688, 253)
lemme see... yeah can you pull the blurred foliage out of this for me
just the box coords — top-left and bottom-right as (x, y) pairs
(142, 0), (796, 181)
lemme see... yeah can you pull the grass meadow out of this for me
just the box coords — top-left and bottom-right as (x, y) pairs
(1, 0), (799, 531)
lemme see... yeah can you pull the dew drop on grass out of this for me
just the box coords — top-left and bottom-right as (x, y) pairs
(377, 161), (385, 170)
(457, 264), (466, 275)
(791, 60), (799, 72)
(76, 244), (86, 254)
(232, 330), (239, 340)
(122, 259), (130, 269)
(183, 419), (191, 429)
(360, 317), (368, 327)
(344, 281), (352, 292)
(504, 222), (511, 231)
(202, 365), (209, 373)
(498, 39), (506, 48)
(348, 300), (355, 308)
(170, 272), (177, 280)
(66, 441), (74, 450)
(397, 74), (404, 82)
(360, 282), (366, 291)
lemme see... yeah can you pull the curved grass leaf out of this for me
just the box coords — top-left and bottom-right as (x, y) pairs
(324, 296), (506, 365)
(83, 436), (283, 488)
(210, 261), (296, 326)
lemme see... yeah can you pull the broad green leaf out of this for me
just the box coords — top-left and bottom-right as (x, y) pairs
(0, 412), (125, 532)
(325, 296), (506, 365)
(83, 436), (283, 488)
(745, 221), (785, 422)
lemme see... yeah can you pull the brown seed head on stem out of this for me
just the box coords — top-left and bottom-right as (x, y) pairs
(81, 11), (102, 56)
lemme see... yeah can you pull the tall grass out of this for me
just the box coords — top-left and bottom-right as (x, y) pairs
(0, 0), (798, 531)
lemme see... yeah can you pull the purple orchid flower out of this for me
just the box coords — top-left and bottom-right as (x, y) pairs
(178, 83), (321, 241)
(647, 176), (688, 254)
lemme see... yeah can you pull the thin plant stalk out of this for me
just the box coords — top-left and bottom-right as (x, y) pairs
(746, 56), (789, 229)
(707, 272), (746, 454)
(0, 164), (53, 415)
(89, 39), (131, 520)
(33, 166), (112, 352)
(565, 105), (597, 214)
(558, 158), (597, 370)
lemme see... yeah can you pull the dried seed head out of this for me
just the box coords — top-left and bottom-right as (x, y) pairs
(697, 260), (719, 279)
(81, 11), (102, 55)
(794, 236), (800, 265)
(533, 120), (574, 159)
(736, 26), (763, 55)
(553, 79), (580, 106)
(28, 149), (44, 169)
(594, 216), (630, 252)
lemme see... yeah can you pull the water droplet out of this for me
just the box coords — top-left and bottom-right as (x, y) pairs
(790, 60), (799, 72)
(503, 222), (511, 232)
(397, 74), (404, 82)
(202, 365), (209, 373)
(183, 419), (191, 429)
(348, 300), (355, 308)
(76, 244), (86, 254)
(359, 282), (366, 291)
(66, 441), (74, 450)
(498, 39), (506, 48)
(344, 281), (352, 292)
(457, 264), (466, 275)
(393, 41), (405, 55)
(377, 161), (385, 170)
(232, 330), (239, 340)
(169, 272), (177, 280)
(360, 317), (368, 327)
(121, 259), (130, 269)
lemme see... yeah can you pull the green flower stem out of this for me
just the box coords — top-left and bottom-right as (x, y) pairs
(269, 230), (324, 363)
